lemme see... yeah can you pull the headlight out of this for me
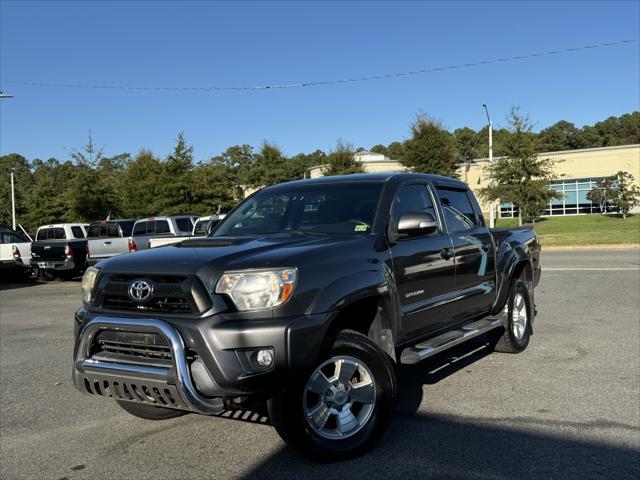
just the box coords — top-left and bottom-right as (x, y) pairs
(215, 268), (297, 311)
(81, 266), (100, 304)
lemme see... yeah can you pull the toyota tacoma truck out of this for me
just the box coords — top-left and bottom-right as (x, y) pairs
(31, 223), (89, 280)
(86, 219), (136, 266)
(72, 173), (541, 461)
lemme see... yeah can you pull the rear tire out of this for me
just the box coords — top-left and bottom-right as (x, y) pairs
(491, 279), (532, 353)
(115, 400), (187, 420)
(268, 330), (397, 462)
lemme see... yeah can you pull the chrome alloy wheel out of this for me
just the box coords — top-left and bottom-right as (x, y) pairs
(303, 356), (376, 440)
(512, 292), (528, 340)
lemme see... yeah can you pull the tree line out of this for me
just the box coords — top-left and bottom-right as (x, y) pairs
(1, 111), (638, 233)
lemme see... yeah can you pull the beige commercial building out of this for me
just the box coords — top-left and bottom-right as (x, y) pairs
(307, 144), (640, 217)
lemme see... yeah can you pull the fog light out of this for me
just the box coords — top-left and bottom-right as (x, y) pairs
(255, 349), (274, 368)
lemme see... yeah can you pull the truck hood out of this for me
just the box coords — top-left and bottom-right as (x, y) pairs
(98, 234), (367, 276)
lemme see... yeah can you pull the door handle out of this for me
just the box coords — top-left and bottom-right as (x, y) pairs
(440, 248), (454, 260)
(104, 241), (111, 245)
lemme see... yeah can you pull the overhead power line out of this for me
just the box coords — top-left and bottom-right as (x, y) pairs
(2, 39), (636, 92)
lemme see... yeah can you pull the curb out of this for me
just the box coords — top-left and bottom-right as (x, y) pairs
(542, 244), (640, 251)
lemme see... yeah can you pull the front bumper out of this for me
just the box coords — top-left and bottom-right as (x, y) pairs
(72, 311), (330, 414)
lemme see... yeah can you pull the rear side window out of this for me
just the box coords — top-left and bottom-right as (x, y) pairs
(87, 225), (100, 238)
(107, 225), (120, 237)
(37, 228), (66, 240)
(193, 220), (209, 236)
(2, 232), (27, 243)
(133, 221), (149, 236)
(436, 187), (479, 233)
(71, 226), (85, 239)
(155, 220), (170, 234)
(175, 218), (192, 233)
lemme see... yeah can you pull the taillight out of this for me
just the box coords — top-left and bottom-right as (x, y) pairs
(128, 238), (138, 252)
(65, 245), (73, 259)
(12, 245), (21, 260)
(147, 240), (151, 249)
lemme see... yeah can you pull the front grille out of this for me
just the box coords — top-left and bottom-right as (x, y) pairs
(91, 330), (172, 362)
(97, 274), (211, 314)
(94, 331), (172, 360)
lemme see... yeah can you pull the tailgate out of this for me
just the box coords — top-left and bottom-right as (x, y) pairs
(31, 241), (67, 261)
(88, 237), (129, 260)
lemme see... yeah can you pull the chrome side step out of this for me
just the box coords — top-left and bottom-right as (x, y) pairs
(400, 318), (503, 365)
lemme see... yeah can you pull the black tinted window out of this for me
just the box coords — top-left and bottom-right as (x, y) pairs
(193, 220), (210, 236)
(133, 221), (149, 236)
(437, 188), (478, 233)
(393, 184), (437, 222)
(118, 221), (134, 236)
(215, 183), (382, 236)
(175, 218), (192, 232)
(71, 226), (85, 239)
(107, 225), (120, 237)
(87, 225), (100, 238)
(37, 228), (66, 240)
(2, 232), (27, 243)
(155, 220), (170, 234)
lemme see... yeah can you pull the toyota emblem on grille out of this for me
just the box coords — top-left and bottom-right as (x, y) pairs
(129, 280), (153, 302)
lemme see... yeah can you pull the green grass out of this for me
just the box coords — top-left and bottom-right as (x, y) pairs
(494, 214), (640, 247)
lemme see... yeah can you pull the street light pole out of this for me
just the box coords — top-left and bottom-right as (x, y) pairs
(482, 104), (495, 227)
(10, 170), (16, 230)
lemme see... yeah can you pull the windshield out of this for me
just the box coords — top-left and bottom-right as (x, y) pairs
(214, 183), (382, 237)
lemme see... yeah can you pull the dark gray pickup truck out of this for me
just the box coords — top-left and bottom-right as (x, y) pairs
(73, 173), (541, 461)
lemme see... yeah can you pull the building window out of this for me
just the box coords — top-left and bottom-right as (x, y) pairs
(499, 177), (612, 218)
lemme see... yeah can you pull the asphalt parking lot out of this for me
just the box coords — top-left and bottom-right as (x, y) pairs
(1, 249), (639, 479)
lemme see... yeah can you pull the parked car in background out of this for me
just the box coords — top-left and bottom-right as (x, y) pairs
(0, 224), (32, 279)
(148, 214), (227, 248)
(86, 220), (136, 266)
(31, 223), (89, 279)
(192, 214), (226, 237)
(130, 215), (197, 250)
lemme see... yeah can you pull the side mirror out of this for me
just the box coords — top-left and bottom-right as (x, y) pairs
(207, 220), (221, 235)
(396, 212), (438, 237)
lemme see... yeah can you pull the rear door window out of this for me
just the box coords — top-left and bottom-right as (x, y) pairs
(107, 224), (120, 237)
(87, 225), (100, 238)
(436, 187), (479, 233)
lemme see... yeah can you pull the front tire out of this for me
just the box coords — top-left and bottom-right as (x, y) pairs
(268, 330), (397, 462)
(491, 279), (532, 353)
(115, 400), (187, 420)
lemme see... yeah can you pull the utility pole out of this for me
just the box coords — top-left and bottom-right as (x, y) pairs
(482, 104), (495, 228)
(10, 170), (16, 230)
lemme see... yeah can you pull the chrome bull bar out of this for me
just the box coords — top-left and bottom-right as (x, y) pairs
(73, 316), (224, 415)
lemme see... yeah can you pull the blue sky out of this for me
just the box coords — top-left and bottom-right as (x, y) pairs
(1, 0), (639, 162)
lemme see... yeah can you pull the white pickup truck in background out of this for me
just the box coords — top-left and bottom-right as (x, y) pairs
(86, 220), (136, 266)
(148, 214), (226, 248)
(0, 225), (33, 279)
(131, 215), (197, 251)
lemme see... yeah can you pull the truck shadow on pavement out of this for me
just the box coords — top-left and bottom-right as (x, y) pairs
(240, 337), (640, 479)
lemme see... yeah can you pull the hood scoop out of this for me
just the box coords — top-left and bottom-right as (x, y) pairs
(179, 238), (240, 248)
